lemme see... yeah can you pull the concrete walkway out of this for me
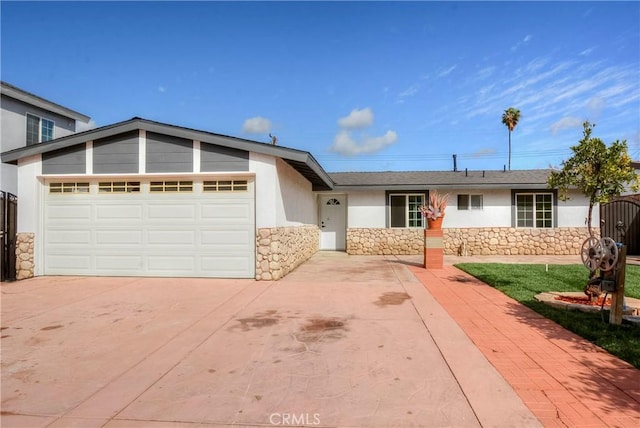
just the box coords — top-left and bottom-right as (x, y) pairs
(1, 252), (638, 427)
(1, 255), (539, 427)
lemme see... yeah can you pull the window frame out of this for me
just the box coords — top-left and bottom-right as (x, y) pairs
(26, 113), (55, 145)
(512, 190), (557, 228)
(457, 194), (483, 210)
(386, 191), (426, 228)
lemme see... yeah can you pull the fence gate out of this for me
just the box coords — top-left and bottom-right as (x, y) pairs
(600, 197), (640, 256)
(1, 191), (18, 282)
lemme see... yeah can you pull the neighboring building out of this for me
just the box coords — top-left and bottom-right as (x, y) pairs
(1, 81), (91, 196)
(2, 117), (598, 281)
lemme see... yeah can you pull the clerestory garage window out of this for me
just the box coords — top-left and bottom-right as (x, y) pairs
(203, 180), (248, 192)
(149, 181), (193, 192)
(98, 182), (141, 193)
(49, 182), (90, 193)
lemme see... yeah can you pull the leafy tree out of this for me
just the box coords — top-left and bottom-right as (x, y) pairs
(501, 107), (521, 171)
(547, 121), (639, 237)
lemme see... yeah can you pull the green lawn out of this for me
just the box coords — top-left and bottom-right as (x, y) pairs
(454, 263), (640, 369)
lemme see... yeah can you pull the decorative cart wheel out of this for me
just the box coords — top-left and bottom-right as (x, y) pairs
(580, 236), (602, 273)
(598, 237), (619, 272)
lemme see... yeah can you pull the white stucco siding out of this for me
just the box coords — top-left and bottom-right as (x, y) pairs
(1, 96), (78, 153)
(445, 188), (511, 227)
(16, 155), (42, 233)
(275, 158), (316, 226)
(556, 190), (598, 227)
(346, 190), (387, 228)
(249, 152), (277, 228)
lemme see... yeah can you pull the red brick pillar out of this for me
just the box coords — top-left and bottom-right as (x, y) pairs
(424, 228), (444, 269)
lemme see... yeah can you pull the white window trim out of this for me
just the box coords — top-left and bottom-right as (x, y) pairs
(515, 192), (554, 228)
(389, 193), (425, 228)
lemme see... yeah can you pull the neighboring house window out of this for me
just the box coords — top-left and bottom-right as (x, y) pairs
(26, 114), (55, 145)
(389, 194), (424, 228)
(516, 193), (553, 228)
(458, 194), (483, 210)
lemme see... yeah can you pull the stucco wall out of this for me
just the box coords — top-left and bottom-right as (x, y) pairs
(347, 227), (593, 256)
(275, 158), (317, 226)
(344, 188), (598, 229)
(256, 225), (319, 280)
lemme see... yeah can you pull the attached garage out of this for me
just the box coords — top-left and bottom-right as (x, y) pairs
(3, 117), (333, 280)
(43, 178), (255, 277)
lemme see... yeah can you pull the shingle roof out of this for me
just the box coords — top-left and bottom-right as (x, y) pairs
(328, 169), (553, 189)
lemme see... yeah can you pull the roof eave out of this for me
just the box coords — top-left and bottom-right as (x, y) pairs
(1, 81), (91, 123)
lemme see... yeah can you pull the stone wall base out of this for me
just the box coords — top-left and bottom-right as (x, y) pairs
(347, 227), (594, 256)
(256, 225), (319, 280)
(16, 232), (35, 280)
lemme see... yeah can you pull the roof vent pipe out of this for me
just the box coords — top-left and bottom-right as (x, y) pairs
(483, 170), (485, 178)
(453, 154), (458, 172)
(503, 165), (506, 172)
(465, 168), (468, 177)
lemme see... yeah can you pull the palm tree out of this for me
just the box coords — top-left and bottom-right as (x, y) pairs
(501, 107), (521, 170)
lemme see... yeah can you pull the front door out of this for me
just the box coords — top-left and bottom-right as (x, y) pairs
(319, 195), (346, 250)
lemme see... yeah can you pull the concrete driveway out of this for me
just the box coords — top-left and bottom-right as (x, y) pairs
(1, 252), (539, 427)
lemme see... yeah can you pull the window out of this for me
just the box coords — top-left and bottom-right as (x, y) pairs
(203, 180), (248, 192)
(49, 182), (90, 194)
(98, 182), (141, 193)
(26, 114), (55, 145)
(149, 181), (193, 192)
(516, 193), (553, 228)
(389, 194), (424, 228)
(458, 194), (483, 210)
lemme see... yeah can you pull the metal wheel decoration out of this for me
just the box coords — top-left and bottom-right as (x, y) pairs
(581, 237), (602, 272)
(598, 237), (619, 272)
(580, 236), (619, 273)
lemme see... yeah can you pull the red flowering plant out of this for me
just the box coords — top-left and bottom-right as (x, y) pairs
(419, 190), (450, 220)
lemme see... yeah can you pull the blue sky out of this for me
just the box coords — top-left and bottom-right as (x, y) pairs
(2, 1), (639, 172)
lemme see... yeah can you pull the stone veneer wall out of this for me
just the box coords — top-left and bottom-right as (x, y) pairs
(256, 225), (320, 280)
(16, 233), (35, 280)
(347, 227), (593, 256)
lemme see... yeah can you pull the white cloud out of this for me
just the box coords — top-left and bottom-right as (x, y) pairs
(550, 117), (583, 134)
(398, 84), (421, 99)
(242, 116), (272, 134)
(438, 65), (457, 77)
(337, 108), (374, 129)
(158, 86), (167, 93)
(330, 130), (398, 156)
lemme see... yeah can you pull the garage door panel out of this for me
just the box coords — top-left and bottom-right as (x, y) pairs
(44, 179), (255, 278)
(95, 255), (143, 271)
(96, 204), (143, 221)
(147, 204), (196, 220)
(200, 229), (252, 247)
(96, 230), (143, 245)
(147, 256), (195, 272)
(201, 203), (251, 221)
(46, 254), (92, 271)
(147, 230), (196, 245)
(47, 204), (92, 220)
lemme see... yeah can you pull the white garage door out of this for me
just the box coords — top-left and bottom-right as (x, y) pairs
(43, 179), (255, 278)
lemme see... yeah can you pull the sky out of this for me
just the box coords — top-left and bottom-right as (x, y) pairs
(1, 1), (639, 173)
